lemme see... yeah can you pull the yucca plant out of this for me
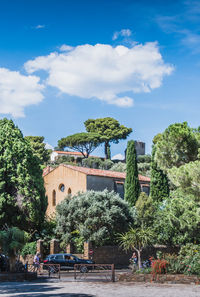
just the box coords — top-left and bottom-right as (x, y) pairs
(118, 227), (154, 270)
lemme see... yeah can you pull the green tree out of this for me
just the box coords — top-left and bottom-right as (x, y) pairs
(0, 118), (47, 231)
(56, 190), (134, 246)
(58, 132), (102, 158)
(25, 136), (50, 165)
(168, 160), (200, 199)
(119, 227), (154, 270)
(0, 227), (26, 271)
(135, 192), (155, 228)
(150, 147), (169, 202)
(124, 140), (140, 206)
(155, 122), (199, 172)
(84, 117), (132, 159)
(154, 191), (200, 245)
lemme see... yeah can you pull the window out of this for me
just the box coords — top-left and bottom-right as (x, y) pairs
(68, 188), (72, 195)
(55, 255), (64, 260)
(52, 190), (56, 206)
(59, 184), (65, 192)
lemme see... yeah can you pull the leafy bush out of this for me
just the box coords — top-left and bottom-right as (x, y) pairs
(110, 162), (126, 172)
(100, 159), (114, 170)
(137, 155), (151, 163)
(21, 242), (37, 258)
(56, 189), (134, 247)
(177, 243), (200, 275)
(82, 157), (103, 169)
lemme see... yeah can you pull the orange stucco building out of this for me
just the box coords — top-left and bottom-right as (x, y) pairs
(43, 164), (150, 217)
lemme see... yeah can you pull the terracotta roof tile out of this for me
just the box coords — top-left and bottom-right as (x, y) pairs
(54, 151), (83, 156)
(63, 164), (150, 182)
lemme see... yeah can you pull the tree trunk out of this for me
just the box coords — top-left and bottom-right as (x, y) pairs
(104, 142), (111, 159)
(9, 255), (16, 272)
(137, 250), (141, 270)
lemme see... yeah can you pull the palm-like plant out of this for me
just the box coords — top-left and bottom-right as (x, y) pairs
(0, 226), (26, 272)
(119, 227), (154, 270)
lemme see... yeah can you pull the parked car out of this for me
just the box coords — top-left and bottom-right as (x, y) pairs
(43, 253), (94, 272)
(0, 254), (9, 272)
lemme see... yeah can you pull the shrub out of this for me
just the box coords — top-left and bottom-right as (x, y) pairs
(110, 162), (126, 172)
(82, 157), (103, 169)
(100, 159), (114, 170)
(21, 242), (37, 258)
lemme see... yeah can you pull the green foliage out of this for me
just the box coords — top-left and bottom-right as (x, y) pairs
(58, 132), (102, 158)
(150, 147), (169, 202)
(25, 136), (50, 165)
(100, 159), (114, 170)
(56, 189), (134, 247)
(168, 160), (200, 198)
(158, 244), (200, 276)
(118, 227), (154, 269)
(154, 122), (200, 172)
(84, 117), (132, 159)
(125, 140), (140, 206)
(154, 191), (200, 245)
(137, 155), (151, 163)
(110, 162), (126, 172)
(119, 227), (154, 252)
(82, 157), (103, 169)
(0, 118), (47, 231)
(135, 192), (155, 227)
(0, 227), (26, 257)
(70, 230), (84, 253)
(177, 244), (200, 275)
(21, 241), (37, 258)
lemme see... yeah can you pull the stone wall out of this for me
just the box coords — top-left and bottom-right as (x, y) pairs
(91, 246), (132, 266)
(119, 273), (200, 284)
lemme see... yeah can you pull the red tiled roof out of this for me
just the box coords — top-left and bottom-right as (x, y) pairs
(54, 151), (102, 159)
(54, 151), (83, 156)
(63, 164), (150, 182)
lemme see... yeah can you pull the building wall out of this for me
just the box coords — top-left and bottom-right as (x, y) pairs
(44, 165), (87, 216)
(87, 175), (115, 192)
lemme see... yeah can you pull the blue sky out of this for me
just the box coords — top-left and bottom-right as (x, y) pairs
(0, 0), (200, 156)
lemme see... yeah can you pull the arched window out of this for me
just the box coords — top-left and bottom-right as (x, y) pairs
(59, 184), (65, 192)
(52, 190), (56, 206)
(68, 188), (72, 195)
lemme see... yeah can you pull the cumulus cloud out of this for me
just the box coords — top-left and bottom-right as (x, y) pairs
(25, 42), (174, 107)
(0, 68), (44, 117)
(112, 29), (132, 40)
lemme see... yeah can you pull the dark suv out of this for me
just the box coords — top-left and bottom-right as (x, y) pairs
(43, 253), (94, 272)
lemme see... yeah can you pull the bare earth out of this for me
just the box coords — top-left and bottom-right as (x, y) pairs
(1, 280), (200, 297)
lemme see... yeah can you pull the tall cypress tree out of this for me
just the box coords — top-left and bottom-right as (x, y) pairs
(0, 118), (47, 232)
(150, 146), (169, 202)
(125, 140), (140, 205)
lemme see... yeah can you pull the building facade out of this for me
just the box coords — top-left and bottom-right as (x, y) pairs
(43, 164), (150, 217)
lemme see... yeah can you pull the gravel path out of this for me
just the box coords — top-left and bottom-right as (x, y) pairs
(1, 280), (200, 297)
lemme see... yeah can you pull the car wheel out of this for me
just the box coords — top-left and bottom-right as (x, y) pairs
(80, 266), (88, 273)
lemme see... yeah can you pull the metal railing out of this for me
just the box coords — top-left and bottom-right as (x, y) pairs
(74, 264), (115, 282)
(26, 263), (60, 278)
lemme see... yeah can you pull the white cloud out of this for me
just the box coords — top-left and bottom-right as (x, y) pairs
(60, 44), (74, 51)
(112, 29), (132, 40)
(45, 143), (54, 150)
(35, 25), (45, 29)
(0, 68), (44, 117)
(25, 42), (174, 107)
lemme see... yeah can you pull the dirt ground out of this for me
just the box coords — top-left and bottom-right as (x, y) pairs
(1, 280), (200, 297)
